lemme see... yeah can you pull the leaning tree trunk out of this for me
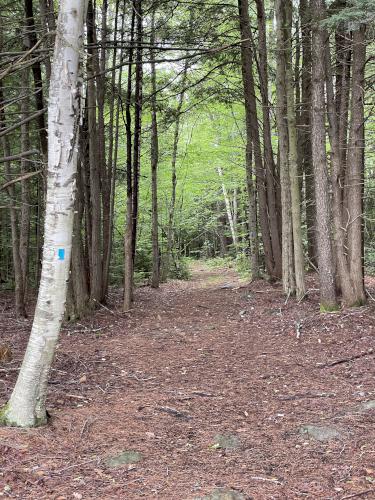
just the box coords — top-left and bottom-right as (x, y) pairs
(0, 0), (86, 428)
(311, 0), (337, 311)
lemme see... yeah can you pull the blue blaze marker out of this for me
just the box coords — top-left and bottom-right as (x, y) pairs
(58, 248), (65, 260)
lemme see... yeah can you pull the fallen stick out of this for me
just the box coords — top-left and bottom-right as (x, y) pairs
(318, 349), (374, 368)
(53, 457), (98, 474)
(250, 476), (281, 484)
(277, 392), (336, 401)
(192, 390), (215, 397)
(156, 406), (192, 419)
(340, 488), (375, 499)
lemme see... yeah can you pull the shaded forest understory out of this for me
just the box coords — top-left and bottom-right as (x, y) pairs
(1, 263), (375, 499)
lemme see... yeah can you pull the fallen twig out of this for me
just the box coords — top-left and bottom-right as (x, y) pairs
(53, 457), (99, 474)
(250, 476), (281, 484)
(66, 394), (86, 400)
(340, 488), (375, 499)
(80, 418), (96, 438)
(156, 406), (192, 419)
(192, 390), (215, 397)
(128, 373), (156, 382)
(317, 349), (374, 368)
(277, 392), (336, 401)
(296, 320), (302, 339)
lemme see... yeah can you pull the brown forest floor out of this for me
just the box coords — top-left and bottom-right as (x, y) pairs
(1, 262), (375, 500)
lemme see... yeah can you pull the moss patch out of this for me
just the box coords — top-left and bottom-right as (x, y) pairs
(0, 403), (9, 426)
(320, 302), (340, 313)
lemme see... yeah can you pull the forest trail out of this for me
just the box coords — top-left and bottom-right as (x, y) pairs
(1, 265), (375, 499)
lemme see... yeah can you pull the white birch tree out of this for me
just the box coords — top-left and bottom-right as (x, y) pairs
(0, 0), (87, 427)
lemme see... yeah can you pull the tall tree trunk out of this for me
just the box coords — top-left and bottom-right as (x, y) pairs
(346, 25), (366, 305)
(24, 0), (48, 163)
(284, 0), (305, 300)
(299, 0), (316, 267)
(255, 0), (282, 278)
(275, 0), (295, 295)
(217, 167), (238, 248)
(123, 8), (136, 311)
(238, 0), (266, 277)
(325, 32), (357, 306)
(335, 30), (352, 179)
(103, 0), (121, 297)
(99, 0), (110, 302)
(238, 0), (275, 278)
(87, 0), (103, 304)
(67, 158), (90, 320)
(150, 10), (160, 288)
(19, 69), (31, 303)
(311, 0), (337, 311)
(162, 58), (189, 280)
(244, 140), (259, 274)
(1, 0), (86, 427)
(0, 82), (26, 317)
(38, 0), (54, 80)
(131, 0), (143, 262)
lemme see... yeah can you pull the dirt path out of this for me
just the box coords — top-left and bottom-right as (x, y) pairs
(1, 264), (375, 499)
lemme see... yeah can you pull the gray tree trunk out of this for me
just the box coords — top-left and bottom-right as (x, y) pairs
(275, 0), (295, 296)
(284, 0), (305, 300)
(150, 10), (160, 288)
(311, 0), (337, 311)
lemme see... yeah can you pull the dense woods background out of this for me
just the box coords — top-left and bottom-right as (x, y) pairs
(0, 0), (374, 316)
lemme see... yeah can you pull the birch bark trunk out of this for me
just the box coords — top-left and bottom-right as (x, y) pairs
(1, 0), (87, 427)
(217, 167), (238, 248)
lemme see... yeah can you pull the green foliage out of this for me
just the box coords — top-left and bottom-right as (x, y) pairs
(168, 257), (192, 280)
(319, 303), (340, 313)
(235, 253), (252, 280)
(205, 256), (235, 269)
(325, 0), (375, 28)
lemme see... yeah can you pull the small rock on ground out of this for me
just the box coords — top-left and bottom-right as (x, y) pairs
(196, 487), (246, 500)
(104, 450), (143, 468)
(212, 434), (241, 450)
(299, 425), (343, 442)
